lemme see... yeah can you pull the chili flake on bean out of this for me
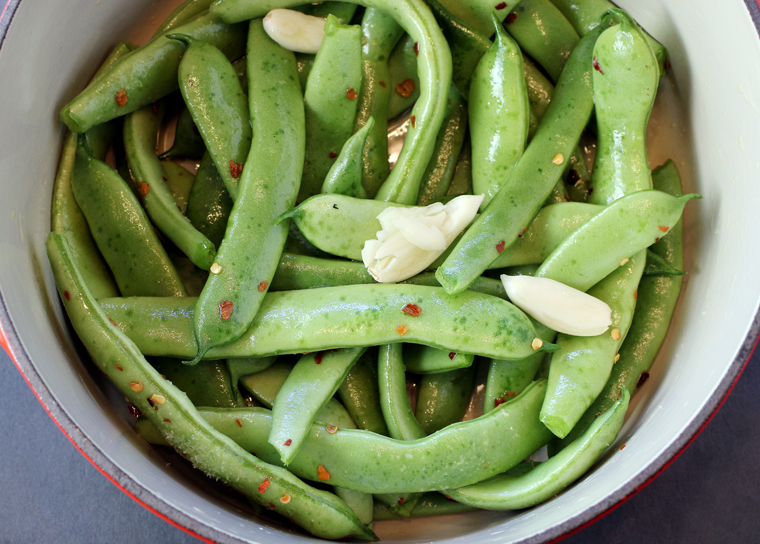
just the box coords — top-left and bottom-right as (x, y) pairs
(410, 115), (417, 128)
(402, 303), (421, 317)
(280, 494), (291, 504)
(236, 419), (243, 428)
(505, 12), (517, 24)
(219, 300), (233, 320)
(317, 465), (331, 481)
(258, 281), (268, 292)
(413, 42), (419, 56)
(329, 151), (338, 158)
(378, 81), (386, 88)
(63, 290), (70, 301)
(637, 372), (650, 388)
(258, 478), (270, 493)
(346, 87), (358, 100)
(495, 2), (508, 9)
(229, 160), (243, 179)
(448, 352), (457, 360)
(314, 352), (324, 365)
(396, 78), (415, 98)
(496, 240), (506, 253)
(658, 226), (669, 232)
(284, 439), (292, 446)
(396, 324), (408, 336)
(326, 425), (338, 434)
(115, 89), (128, 107)
(138, 182), (150, 196)
(129, 382), (143, 392)
(593, 56), (604, 74)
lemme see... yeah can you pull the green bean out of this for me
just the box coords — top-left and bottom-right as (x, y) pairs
(377, 344), (425, 514)
(185, 151), (233, 249)
(269, 253), (374, 291)
(270, 348), (366, 464)
(416, 85), (468, 206)
(82, 42), (138, 160)
(153, 0), (216, 37)
(644, 249), (685, 277)
(102, 284), (553, 360)
(435, 18), (613, 294)
(239, 359), (295, 407)
(447, 388), (629, 508)
(588, 10), (659, 205)
(321, 118), (373, 199)
(307, 1), (360, 21)
(172, 34), (252, 200)
(335, 487), (374, 525)
(522, 54), (552, 118)
(52, 133), (119, 299)
(160, 160), (195, 214)
(534, 190), (698, 292)
(71, 137), (186, 297)
(46, 233), (374, 541)
(227, 356), (277, 406)
(404, 344), (474, 374)
(138, 379), (552, 493)
(355, 9), (404, 197)
(504, 0), (580, 83)
(159, 106), (206, 160)
(551, 160), (685, 452)
(446, 140), (473, 197)
(150, 357), (240, 408)
(299, 15), (363, 202)
(548, 0), (668, 74)
(123, 105), (217, 270)
(470, 18), (529, 209)
(60, 11), (247, 133)
(433, 0), (520, 36)
(372, 492), (474, 519)
(338, 349), (390, 435)
(541, 251), (644, 438)
(386, 34), (420, 119)
(191, 20), (305, 362)
(415, 367), (475, 434)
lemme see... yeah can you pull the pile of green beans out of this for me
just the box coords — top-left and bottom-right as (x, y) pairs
(49, 0), (698, 539)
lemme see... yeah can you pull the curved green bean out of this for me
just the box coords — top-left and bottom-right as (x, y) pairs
(185, 151), (233, 249)
(415, 366), (475, 434)
(404, 344), (474, 374)
(321, 117), (374, 199)
(338, 350), (390, 435)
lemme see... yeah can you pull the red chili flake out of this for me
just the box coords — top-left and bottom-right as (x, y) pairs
(236, 419), (243, 428)
(588, 187), (594, 194)
(402, 303), (422, 317)
(147, 397), (155, 408)
(284, 439), (292, 446)
(63, 290), (70, 301)
(114, 364), (123, 371)
(378, 80), (386, 88)
(448, 352), (457, 360)
(219, 300), (233, 320)
(163, 418), (171, 423)
(396, 78), (415, 98)
(413, 42), (419, 56)
(258, 478), (270, 493)
(127, 403), (142, 418)
(107, 315), (117, 327)
(620, 444), (626, 450)
(505, 12), (517, 23)
(138, 182), (150, 196)
(152, 103), (159, 114)
(593, 56), (604, 75)
(346, 87), (358, 101)
(115, 88), (128, 107)
(330, 349), (338, 352)
(396, 324), (408, 336)
(269, 502), (276, 508)
(655, 237), (660, 243)
(564, 195), (571, 202)
(637, 372), (650, 388)
(517, 227), (527, 238)
(410, 115), (417, 129)
(634, 290), (638, 299)
(398, 498), (405, 505)
(315, 352), (324, 365)
(445, 495), (454, 502)
(664, 61), (671, 70)
(494, 396), (506, 408)
(495, 240), (506, 253)
(595, 413), (601, 418)
(162, 176), (168, 182)
(658, 226), (669, 232)
(229, 160), (243, 179)
(329, 151), (338, 158)
(258, 281), (268, 292)
(317, 464), (331, 481)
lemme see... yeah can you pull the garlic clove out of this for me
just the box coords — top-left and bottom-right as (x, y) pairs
(362, 195), (484, 283)
(263, 9), (326, 54)
(500, 274), (612, 336)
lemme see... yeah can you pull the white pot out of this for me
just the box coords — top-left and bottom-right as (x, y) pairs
(1, 0), (759, 542)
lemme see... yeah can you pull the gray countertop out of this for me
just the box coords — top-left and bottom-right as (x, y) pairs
(2, 345), (758, 543)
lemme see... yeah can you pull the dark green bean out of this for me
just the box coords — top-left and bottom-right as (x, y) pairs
(191, 20), (304, 362)
(372, 492), (474, 519)
(321, 118), (374, 199)
(386, 34), (420, 120)
(71, 137), (186, 297)
(123, 105), (217, 270)
(337, 349), (390, 435)
(60, 11), (247, 133)
(185, 151), (234, 249)
(159, 106), (206, 160)
(153, 0), (215, 37)
(150, 357), (240, 408)
(415, 367), (475, 434)
(160, 160), (194, 214)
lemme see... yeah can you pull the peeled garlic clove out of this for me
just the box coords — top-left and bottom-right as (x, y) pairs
(500, 274), (612, 336)
(263, 9), (326, 54)
(362, 194), (483, 283)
